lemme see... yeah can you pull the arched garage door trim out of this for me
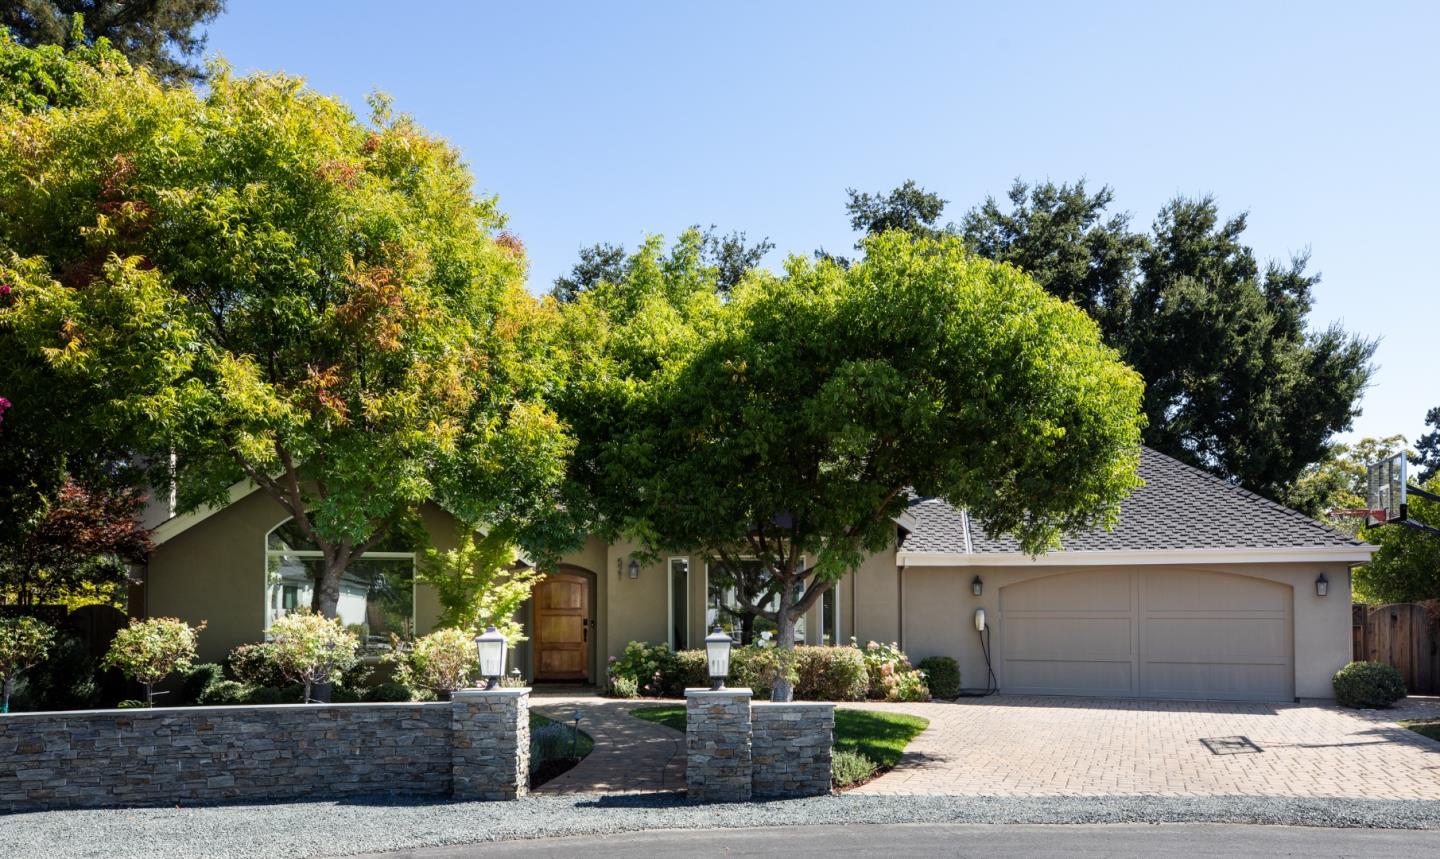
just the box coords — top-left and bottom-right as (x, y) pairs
(997, 567), (1294, 702)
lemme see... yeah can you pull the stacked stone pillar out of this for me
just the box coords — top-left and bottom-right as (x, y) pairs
(684, 689), (835, 801)
(685, 688), (753, 801)
(451, 687), (531, 800)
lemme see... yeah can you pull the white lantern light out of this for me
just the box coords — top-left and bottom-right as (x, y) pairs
(474, 625), (507, 689)
(704, 625), (733, 691)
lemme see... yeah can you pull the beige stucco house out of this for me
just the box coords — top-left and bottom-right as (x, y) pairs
(137, 448), (1374, 702)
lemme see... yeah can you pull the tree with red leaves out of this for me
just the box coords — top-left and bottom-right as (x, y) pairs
(0, 479), (151, 606)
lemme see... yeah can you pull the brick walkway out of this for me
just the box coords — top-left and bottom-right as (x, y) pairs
(530, 693), (685, 794)
(847, 695), (1440, 799)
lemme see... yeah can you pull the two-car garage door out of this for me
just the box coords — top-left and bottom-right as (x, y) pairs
(999, 569), (1293, 702)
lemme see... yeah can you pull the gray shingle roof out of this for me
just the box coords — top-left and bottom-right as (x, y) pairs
(902, 447), (1365, 554)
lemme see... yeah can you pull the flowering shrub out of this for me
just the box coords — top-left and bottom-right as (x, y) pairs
(102, 618), (205, 706)
(385, 628), (479, 697)
(794, 645), (868, 701)
(855, 638), (930, 702)
(607, 640), (675, 697)
(266, 610), (359, 703)
(0, 616), (56, 713)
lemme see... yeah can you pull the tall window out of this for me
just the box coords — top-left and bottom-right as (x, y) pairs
(264, 520), (415, 653)
(821, 585), (840, 645)
(705, 558), (806, 645)
(669, 558), (689, 650)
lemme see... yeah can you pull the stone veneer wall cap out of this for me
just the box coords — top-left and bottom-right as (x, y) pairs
(450, 687), (532, 699)
(0, 701), (453, 718)
(751, 702), (835, 710)
(684, 687), (754, 698)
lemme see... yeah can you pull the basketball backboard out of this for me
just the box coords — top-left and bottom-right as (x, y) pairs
(1366, 454), (1407, 526)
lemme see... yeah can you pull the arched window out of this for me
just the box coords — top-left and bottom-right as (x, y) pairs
(264, 520), (416, 651)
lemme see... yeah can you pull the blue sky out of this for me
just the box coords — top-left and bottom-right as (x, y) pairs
(205, 1), (1436, 444)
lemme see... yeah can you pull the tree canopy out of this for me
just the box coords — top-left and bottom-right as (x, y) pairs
(1414, 406), (1440, 484)
(560, 230), (1145, 699)
(845, 178), (1375, 501)
(552, 225), (772, 301)
(2, 1), (225, 81)
(0, 40), (572, 627)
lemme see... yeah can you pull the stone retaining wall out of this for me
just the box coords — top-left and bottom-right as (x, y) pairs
(750, 702), (834, 798)
(0, 688), (531, 813)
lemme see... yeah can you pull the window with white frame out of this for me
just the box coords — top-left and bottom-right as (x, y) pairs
(704, 558), (806, 646)
(264, 520), (416, 654)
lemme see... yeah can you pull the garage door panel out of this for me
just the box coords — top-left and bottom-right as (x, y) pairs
(1144, 616), (1290, 662)
(1001, 570), (1133, 612)
(998, 569), (1293, 703)
(1004, 659), (1134, 697)
(1145, 569), (1289, 613)
(1144, 661), (1291, 702)
(1003, 617), (1134, 660)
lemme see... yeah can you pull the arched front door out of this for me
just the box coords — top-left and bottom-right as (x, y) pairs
(532, 572), (590, 682)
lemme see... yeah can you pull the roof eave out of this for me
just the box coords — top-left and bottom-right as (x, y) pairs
(897, 544), (1378, 567)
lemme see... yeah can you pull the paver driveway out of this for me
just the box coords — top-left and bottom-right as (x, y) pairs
(848, 695), (1440, 799)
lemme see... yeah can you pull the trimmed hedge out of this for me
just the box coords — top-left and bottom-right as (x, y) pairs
(795, 646), (867, 701)
(918, 656), (960, 699)
(606, 641), (904, 701)
(1333, 661), (1406, 708)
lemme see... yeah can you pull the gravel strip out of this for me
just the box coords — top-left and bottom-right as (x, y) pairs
(5, 793), (1440, 859)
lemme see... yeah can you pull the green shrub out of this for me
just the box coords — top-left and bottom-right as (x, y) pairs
(668, 650), (708, 695)
(227, 642), (287, 688)
(364, 681), (414, 702)
(730, 645), (784, 696)
(265, 611), (360, 703)
(101, 618), (205, 706)
(609, 675), (639, 699)
(117, 699), (148, 709)
(385, 628), (478, 696)
(197, 679), (247, 705)
(794, 646), (868, 701)
(831, 749), (877, 788)
(1333, 661), (1407, 708)
(329, 685), (364, 703)
(0, 616), (56, 713)
(240, 685), (301, 705)
(607, 640), (675, 697)
(180, 662), (224, 705)
(918, 656), (960, 699)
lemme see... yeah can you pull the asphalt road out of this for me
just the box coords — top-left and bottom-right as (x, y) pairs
(359, 823), (1440, 858)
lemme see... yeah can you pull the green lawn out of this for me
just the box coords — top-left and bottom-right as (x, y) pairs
(1400, 720), (1440, 742)
(630, 705), (928, 770)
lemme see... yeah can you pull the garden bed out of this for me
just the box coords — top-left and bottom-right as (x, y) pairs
(529, 712), (594, 788)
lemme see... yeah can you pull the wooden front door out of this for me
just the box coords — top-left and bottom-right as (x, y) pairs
(533, 573), (590, 682)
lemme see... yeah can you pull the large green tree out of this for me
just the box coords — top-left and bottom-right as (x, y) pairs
(2, 1), (225, 81)
(552, 225), (772, 301)
(848, 178), (1376, 501)
(0, 40), (572, 628)
(561, 230), (1146, 700)
(1414, 406), (1440, 483)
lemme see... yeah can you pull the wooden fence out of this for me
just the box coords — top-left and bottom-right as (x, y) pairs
(1353, 603), (1440, 695)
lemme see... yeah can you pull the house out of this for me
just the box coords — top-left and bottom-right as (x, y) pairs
(136, 447), (1374, 702)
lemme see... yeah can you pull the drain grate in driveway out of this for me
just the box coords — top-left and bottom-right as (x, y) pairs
(1201, 735), (1263, 755)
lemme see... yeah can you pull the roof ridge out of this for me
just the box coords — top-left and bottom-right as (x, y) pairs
(1139, 446), (1367, 547)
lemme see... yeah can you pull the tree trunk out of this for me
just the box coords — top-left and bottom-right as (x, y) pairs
(771, 586), (797, 702)
(144, 681), (154, 707)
